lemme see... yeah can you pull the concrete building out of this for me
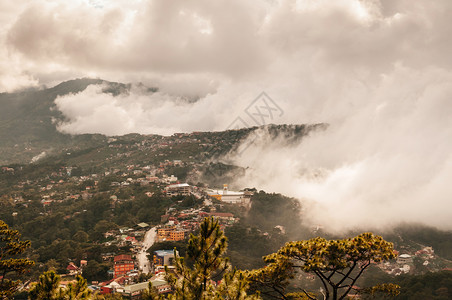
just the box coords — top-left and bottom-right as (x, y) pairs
(165, 183), (191, 197)
(153, 250), (178, 268)
(114, 254), (135, 278)
(157, 226), (186, 241)
(169, 230), (186, 241)
(397, 254), (413, 265)
(207, 184), (249, 205)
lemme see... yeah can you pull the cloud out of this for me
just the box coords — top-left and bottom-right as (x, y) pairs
(227, 65), (452, 232)
(1, 0), (452, 231)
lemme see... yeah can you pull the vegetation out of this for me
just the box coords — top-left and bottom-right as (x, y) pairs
(29, 270), (92, 299)
(248, 233), (399, 300)
(148, 217), (258, 299)
(0, 220), (34, 299)
(393, 271), (452, 300)
(142, 218), (399, 300)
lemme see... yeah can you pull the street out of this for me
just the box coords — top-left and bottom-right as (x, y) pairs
(137, 226), (156, 274)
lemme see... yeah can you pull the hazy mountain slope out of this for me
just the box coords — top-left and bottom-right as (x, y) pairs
(0, 78), (128, 164)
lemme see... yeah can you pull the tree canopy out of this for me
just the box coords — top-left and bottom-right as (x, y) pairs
(248, 233), (399, 300)
(0, 220), (34, 299)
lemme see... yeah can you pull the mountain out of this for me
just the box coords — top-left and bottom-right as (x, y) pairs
(0, 78), (326, 166)
(0, 78), (130, 165)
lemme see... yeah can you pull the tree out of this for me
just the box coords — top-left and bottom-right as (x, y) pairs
(163, 217), (257, 299)
(28, 270), (62, 300)
(249, 233), (399, 300)
(29, 271), (92, 300)
(0, 220), (35, 299)
(63, 275), (92, 299)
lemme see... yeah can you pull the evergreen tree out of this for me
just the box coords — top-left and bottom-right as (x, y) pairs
(29, 271), (93, 300)
(0, 220), (34, 299)
(152, 217), (257, 299)
(28, 270), (62, 300)
(63, 275), (92, 299)
(248, 233), (399, 300)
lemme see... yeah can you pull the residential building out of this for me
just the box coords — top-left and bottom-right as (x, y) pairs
(169, 230), (186, 241)
(157, 226), (176, 241)
(114, 254), (135, 278)
(67, 262), (81, 276)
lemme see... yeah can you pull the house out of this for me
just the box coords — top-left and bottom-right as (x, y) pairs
(67, 262), (81, 276)
(125, 236), (138, 245)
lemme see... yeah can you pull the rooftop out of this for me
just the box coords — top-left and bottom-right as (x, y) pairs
(154, 250), (175, 256)
(167, 183), (190, 188)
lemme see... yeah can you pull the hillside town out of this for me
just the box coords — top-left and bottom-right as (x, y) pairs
(2, 156), (449, 299)
(1, 156), (257, 298)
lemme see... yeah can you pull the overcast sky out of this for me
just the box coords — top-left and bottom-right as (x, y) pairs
(1, 0), (452, 232)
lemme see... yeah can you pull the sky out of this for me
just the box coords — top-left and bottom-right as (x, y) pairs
(1, 0), (452, 232)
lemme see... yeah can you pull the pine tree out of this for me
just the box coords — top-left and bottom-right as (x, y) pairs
(0, 220), (35, 299)
(28, 270), (62, 300)
(63, 275), (92, 299)
(248, 233), (399, 300)
(162, 217), (257, 299)
(29, 271), (93, 300)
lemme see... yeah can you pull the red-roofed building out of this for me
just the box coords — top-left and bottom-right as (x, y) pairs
(67, 262), (81, 276)
(114, 255), (134, 278)
(125, 236), (138, 245)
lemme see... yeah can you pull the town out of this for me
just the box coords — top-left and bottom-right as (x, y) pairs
(2, 151), (450, 299)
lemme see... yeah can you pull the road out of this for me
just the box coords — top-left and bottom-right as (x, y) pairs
(137, 226), (156, 274)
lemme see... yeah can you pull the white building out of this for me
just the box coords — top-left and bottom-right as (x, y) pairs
(397, 254), (413, 265)
(165, 183), (191, 196)
(207, 184), (250, 205)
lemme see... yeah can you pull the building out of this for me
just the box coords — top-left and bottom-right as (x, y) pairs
(207, 184), (249, 205)
(114, 254), (135, 278)
(208, 212), (235, 221)
(157, 225), (186, 242)
(169, 230), (186, 241)
(153, 250), (177, 268)
(397, 254), (413, 265)
(117, 281), (149, 299)
(67, 262), (81, 276)
(157, 226), (176, 241)
(165, 183), (191, 196)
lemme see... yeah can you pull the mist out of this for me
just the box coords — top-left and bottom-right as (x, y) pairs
(227, 66), (452, 232)
(2, 0), (452, 232)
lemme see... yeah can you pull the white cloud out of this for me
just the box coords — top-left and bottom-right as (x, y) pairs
(1, 0), (452, 231)
(227, 65), (452, 232)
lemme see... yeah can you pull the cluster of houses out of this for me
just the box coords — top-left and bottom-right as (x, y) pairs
(56, 179), (246, 298)
(4, 150), (257, 298)
(61, 252), (173, 299)
(377, 246), (444, 275)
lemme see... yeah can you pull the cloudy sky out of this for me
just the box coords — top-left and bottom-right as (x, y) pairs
(2, 0), (452, 231)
